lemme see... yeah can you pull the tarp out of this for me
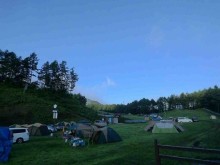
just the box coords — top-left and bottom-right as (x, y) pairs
(0, 127), (12, 162)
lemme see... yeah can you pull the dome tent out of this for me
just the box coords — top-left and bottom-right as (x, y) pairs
(28, 123), (50, 136)
(70, 123), (122, 144)
(152, 122), (179, 133)
(145, 120), (184, 133)
(90, 126), (122, 144)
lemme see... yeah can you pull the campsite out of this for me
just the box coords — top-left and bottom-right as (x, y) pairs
(3, 109), (220, 165)
(1, 1), (220, 164)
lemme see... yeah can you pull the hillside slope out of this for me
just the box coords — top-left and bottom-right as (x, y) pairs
(0, 84), (97, 126)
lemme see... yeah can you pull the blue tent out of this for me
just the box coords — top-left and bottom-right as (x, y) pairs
(0, 127), (13, 162)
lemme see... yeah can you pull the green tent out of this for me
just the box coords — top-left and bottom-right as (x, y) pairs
(152, 123), (179, 133)
(28, 123), (50, 136)
(91, 127), (122, 144)
(73, 123), (122, 144)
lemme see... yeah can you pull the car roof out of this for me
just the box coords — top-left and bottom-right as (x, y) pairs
(9, 127), (28, 129)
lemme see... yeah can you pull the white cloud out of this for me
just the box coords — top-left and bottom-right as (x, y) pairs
(147, 26), (164, 48)
(73, 77), (116, 103)
(101, 77), (116, 88)
(74, 85), (104, 103)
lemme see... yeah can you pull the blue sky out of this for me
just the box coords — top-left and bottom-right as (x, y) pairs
(1, 0), (220, 104)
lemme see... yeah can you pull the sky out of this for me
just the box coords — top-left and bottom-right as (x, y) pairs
(0, 0), (220, 104)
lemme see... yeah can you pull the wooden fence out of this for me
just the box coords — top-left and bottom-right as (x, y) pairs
(154, 139), (220, 165)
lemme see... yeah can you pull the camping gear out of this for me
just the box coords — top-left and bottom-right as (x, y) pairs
(75, 123), (94, 138)
(145, 120), (184, 133)
(210, 115), (217, 119)
(90, 126), (122, 144)
(152, 122), (178, 133)
(68, 123), (122, 144)
(28, 123), (50, 136)
(69, 137), (85, 147)
(94, 120), (107, 127)
(0, 127), (13, 162)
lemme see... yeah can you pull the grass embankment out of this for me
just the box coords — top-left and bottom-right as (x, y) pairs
(7, 109), (220, 165)
(0, 84), (97, 125)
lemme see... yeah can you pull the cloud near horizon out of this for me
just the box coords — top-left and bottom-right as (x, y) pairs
(74, 77), (116, 103)
(101, 77), (116, 88)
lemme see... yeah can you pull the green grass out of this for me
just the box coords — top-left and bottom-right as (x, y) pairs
(160, 109), (211, 120)
(6, 109), (220, 165)
(0, 84), (98, 125)
(122, 114), (145, 120)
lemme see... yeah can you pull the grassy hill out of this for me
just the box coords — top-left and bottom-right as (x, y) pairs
(0, 84), (98, 126)
(7, 109), (220, 165)
(86, 99), (102, 106)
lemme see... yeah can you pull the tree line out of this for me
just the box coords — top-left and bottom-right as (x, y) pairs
(1, 49), (219, 123)
(0, 50), (78, 93)
(122, 86), (220, 114)
(88, 86), (220, 115)
(0, 49), (98, 125)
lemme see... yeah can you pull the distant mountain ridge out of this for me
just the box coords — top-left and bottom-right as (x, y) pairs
(86, 99), (102, 105)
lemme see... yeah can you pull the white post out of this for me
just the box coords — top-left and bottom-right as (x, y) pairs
(52, 104), (58, 124)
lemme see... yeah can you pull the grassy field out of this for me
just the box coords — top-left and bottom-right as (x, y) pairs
(6, 109), (220, 165)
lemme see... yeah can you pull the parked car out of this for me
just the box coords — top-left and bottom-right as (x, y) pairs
(47, 125), (57, 133)
(177, 117), (193, 123)
(192, 117), (199, 122)
(9, 128), (29, 143)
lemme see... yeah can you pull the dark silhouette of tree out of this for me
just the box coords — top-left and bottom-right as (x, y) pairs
(21, 53), (38, 87)
(68, 68), (78, 91)
(38, 61), (51, 88)
(38, 60), (78, 93)
(0, 50), (22, 85)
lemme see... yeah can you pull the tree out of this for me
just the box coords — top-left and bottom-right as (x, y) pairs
(73, 94), (87, 106)
(38, 61), (51, 88)
(0, 50), (23, 85)
(21, 53), (38, 85)
(157, 97), (168, 112)
(38, 60), (78, 93)
(138, 98), (151, 113)
(201, 87), (220, 113)
(59, 61), (69, 91)
(50, 60), (60, 90)
(68, 68), (78, 92)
